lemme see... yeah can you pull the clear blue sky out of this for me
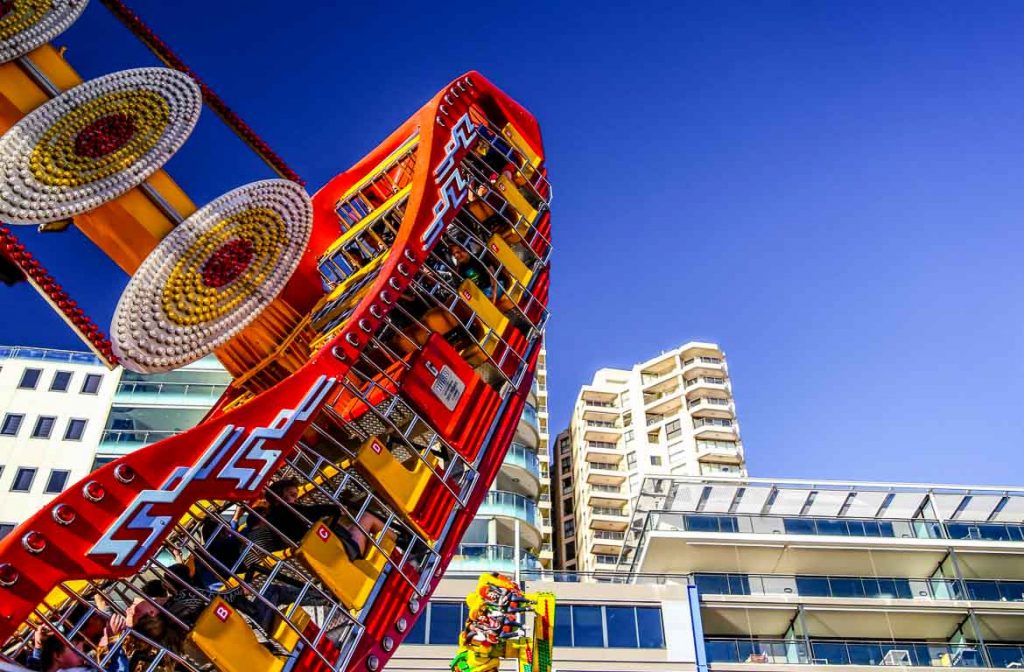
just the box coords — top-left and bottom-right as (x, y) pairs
(4, 1), (1023, 485)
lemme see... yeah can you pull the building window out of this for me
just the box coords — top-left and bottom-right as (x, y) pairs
(624, 429), (634, 446)
(571, 605), (604, 647)
(636, 607), (665, 648)
(10, 468), (37, 492)
(31, 416), (55, 439)
(64, 418), (87, 441)
(554, 604), (665, 649)
(91, 456), (115, 471)
(426, 603), (464, 646)
(81, 374), (102, 394)
(1, 414), (24, 436)
(50, 371), (72, 392)
(650, 455), (662, 466)
(18, 368), (41, 390)
(44, 470), (70, 494)
(666, 419), (681, 441)
(0, 524), (14, 540)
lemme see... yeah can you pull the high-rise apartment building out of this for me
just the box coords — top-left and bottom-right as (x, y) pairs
(552, 428), (578, 569)
(447, 345), (553, 575)
(558, 341), (746, 571)
(0, 345), (229, 533)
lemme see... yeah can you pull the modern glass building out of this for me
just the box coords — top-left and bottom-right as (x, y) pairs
(447, 345), (552, 576)
(390, 474), (1024, 671)
(94, 355), (230, 469)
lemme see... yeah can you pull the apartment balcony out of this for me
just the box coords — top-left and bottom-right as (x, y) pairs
(640, 353), (679, 382)
(587, 485), (629, 508)
(586, 462), (628, 486)
(581, 389), (617, 407)
(635, 511), (957, 578)
(582, 420), (622, 443)
(684, 376), (729, 399)
(589, 505), (630, 532)
(582, 439), (623, 463)
(693, 417), (739, 441)
(682, 355), (726, 378)
(516, 402), (540, 448)
(98, 429), (179, 456)
(448, 543), (541, 574)
(688, 396), (735, 418)
(581, 406), (619, 423)
(590, 530), (626, 555)
(704, 638), (1015, 668)
(697, 445), (745, 465)
(478, 490), (540, 530)
(645, 393), (683, 416)
(113, 381), (228, 408)
(501, 442), (541, 493)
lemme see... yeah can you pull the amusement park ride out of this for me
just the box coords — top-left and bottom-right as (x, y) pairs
(0, 2), (553, 671)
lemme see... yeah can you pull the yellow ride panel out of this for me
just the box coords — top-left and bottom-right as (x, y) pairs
(295, 520), (394, 611)
(187, 597), (286, 672)
(353, 436), (436, 540)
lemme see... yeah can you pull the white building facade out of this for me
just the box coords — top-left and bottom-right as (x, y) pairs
(563, 341), (747, 572)
(0, 345), (229, 536)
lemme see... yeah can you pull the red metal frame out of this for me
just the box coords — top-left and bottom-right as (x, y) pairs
(0, 71), (548, 672)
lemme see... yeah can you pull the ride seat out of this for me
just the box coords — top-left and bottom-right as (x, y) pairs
(187, 597), (286, 672)
(295, 521), (395, 611)
(494, 175), (538, 225)
(352, 436), (438, 541)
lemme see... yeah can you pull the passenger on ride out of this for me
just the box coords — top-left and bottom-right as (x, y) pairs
(449, 244), (498, 300)
(35, 635), (89, 672)
(263, 478), (385, 562)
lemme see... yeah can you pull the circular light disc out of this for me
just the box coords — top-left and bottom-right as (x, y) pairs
(111, 179), (313, 373)
(0, 66), (201, 224)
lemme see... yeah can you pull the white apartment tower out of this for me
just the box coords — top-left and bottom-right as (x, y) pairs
(566, 341), (747, 572)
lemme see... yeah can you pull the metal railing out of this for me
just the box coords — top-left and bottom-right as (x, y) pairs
(99, 429), (180, 446)
(592, 506), (628, 517)
(591, 484), (623, 494)
(694, 572), (963, 601)
(593, 530), (626, 540)
(449, 544), (541, 571)
(0, 345), (103, 365)
(114, 380), (228, 402)
(705, 638), (990, 667)
(650, 512), (944, 539)
(505, 442), (540, 478)
(479, 490), (540, 528)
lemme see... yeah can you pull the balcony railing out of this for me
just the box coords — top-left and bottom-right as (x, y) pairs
(685, 376), (726, 388)
(0, 346), (102, 366)
(592, 484), (623, 494)
(593, 506), (627, 517)
(449, 544), (541, 572)
(479, 490), (540, 528)
(705, 638), (1000, 667)
(688, 397), (732, 409)
(694, 572), (964, 601)
(584, 399), (615, 408)
(683, 356), (723, 366)
(586, 420), (617, 428)
(521, 402), (540, 430)
(587, 461), (626, 472)
(654, 512), (944, 540)
(587, 440), (618, 449)
(114, 381), (228, 404)
(593, 530), (626, 540)
(505, 442), (540, 478)
(99, 429), (180, 449)
(694, 417), (734, 429)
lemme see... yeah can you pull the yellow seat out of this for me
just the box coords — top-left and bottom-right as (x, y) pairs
(295, 521), (395, 611)
(269, 603), (312, 653)
(458, 280), (509, 356)
(353, 436), (437, 540)
(495, 174), (538, 224)
(500, 123), (542, 172)
(487, 234), (532, 304)
(187, 597), (286, 672)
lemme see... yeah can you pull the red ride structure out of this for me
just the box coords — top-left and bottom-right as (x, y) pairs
(0, 5), (551, 672)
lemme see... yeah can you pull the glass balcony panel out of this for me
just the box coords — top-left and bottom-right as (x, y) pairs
(796, 575), (831, 597)
(695, 573), (733, 595)
(815, 518), (849, 536)
(988, 645), (1024, 668)
(784, 518), (815, 535)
